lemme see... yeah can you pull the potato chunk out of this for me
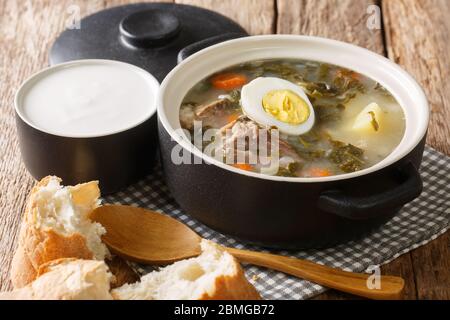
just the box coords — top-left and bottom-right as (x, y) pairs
(352, 102), (383, 132)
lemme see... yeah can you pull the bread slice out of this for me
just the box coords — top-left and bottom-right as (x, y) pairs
(10, 176), (109, 288)
(0, 259), (113, 300)
(112, 240), (261, 300)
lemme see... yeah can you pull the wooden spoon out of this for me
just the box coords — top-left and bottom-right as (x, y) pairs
(91, 204), (404, 299)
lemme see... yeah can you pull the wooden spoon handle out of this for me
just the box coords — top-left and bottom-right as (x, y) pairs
(225, 247), (404, 300)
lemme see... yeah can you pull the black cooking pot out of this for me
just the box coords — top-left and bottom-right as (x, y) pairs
(157, 36), (429, 248)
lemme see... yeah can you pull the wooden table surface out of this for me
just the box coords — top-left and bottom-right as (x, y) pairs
(0, 0), (449, 299)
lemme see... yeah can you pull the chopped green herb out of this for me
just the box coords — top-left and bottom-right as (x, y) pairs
(228, 89), (241, 101)
(305, 82), (338, 97)
(318, 63), (330, 80)
(277, 162), (301, 177)
(261, 62), (305, 82)
(310, 90), (324, 98)
(277, 167), (296, 177)
(227, 89), (242, 109)
(341, 92), (357, 104)
(368, 111), (379, 131)
(287, 135), (326, 160)
(333, 68), (366, 95)
(315, 104), (342, 121)
(328, 140), (365, 173)
(300, 128), (324, 144)
(298, 136), (310, 148)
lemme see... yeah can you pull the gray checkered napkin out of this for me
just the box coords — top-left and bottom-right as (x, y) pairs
(103, 146), (449, 300)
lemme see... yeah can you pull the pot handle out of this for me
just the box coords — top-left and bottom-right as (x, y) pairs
(318, 162), (423, 220)
(177, 32), (248, 63)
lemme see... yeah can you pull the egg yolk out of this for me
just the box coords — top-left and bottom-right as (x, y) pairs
(262, 90), (310, 125)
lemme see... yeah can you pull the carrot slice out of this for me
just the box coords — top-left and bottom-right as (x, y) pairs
(337, 69), (360, 80)
(306, 168), (332, 177)
(211, 73), (247, 90)
(232, 163), (253, 171)
(226, 113), (240, 123)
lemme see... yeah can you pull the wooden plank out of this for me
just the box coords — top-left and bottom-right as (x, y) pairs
(0, 0), (171, 292)
(380, 252), (418, 300)
(277, 0), (385, 53)
(0, 0), (448, 300)
(383, 0), (450, 156)
(176, 0), (276, 34)
(383, 0), (450, 300)
(276, 0), (418, 300)
(312, 289), (362, 300)
(105, 0), (173, 6)
(410, 232), (450, 300)
(0, 0), (104, 292)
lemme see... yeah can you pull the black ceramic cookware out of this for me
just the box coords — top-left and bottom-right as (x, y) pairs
(16, 3), (248, 194)
(49, 2), (248, 81)
(157, 35), (429, 248)
(15, 60), (160, 194)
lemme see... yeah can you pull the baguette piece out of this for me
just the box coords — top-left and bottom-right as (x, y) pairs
(0, 259), (113, 300)
(10, 176), (109, 288)
(112, 240), (261, 300)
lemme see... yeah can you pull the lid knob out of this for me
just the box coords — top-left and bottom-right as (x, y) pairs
(119, 9), (181, 48)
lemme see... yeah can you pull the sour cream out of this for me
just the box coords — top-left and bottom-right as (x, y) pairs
(17, 60), (159, 137)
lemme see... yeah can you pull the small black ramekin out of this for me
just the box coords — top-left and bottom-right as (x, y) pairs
(15, 60), (160, 194)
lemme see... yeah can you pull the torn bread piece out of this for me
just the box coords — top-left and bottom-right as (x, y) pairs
(1, 259), (113, 300)
(112, 240), (261, 300)
(10, 176), (109, 288)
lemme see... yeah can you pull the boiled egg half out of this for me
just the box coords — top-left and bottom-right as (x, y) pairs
(241, 77), (315, 135)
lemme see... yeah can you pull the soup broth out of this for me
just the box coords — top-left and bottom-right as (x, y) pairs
(179, 59), (405, 178)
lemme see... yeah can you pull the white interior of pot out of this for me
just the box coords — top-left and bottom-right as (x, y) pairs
(158, 35), (429, 182)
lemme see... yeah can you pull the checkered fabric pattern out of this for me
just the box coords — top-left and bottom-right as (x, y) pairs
(103, 146), (449, 300)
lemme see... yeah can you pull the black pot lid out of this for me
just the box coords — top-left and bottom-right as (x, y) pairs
(49, 3), (248, 82)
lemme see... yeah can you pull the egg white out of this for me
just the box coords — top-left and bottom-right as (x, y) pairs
(241, 77), (315, 135)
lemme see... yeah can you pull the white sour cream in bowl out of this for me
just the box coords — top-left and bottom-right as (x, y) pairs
(14, 59), (160, 193)
(16, 60), (159, 137)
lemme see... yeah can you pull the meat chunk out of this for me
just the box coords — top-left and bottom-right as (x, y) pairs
(195, 99), (232, 117)
(179, 104), (196, 130)
(217, 119), (278, 167)
(214, 119), (304, 175)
